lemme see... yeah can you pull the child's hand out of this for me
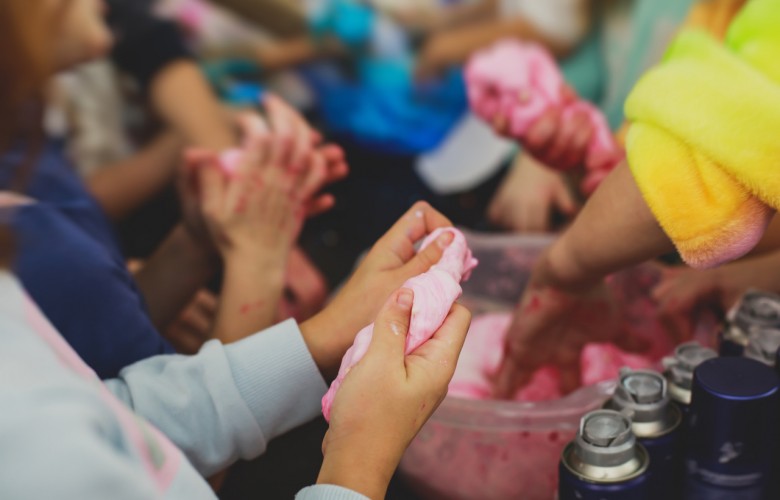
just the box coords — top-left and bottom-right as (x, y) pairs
(301, 202), (456, 378)
(650, 267), (727, 344)
(263, 95), (349, 217)
(488, 153), (579, 232)
(318, 289), (471, 499)
(493, 85), (621, 173)
(189, 134), (313, 261)
(164, 289), (218, 354)
(493, 263), (645, 397)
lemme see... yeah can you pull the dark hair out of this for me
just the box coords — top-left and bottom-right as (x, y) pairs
(0, 0), (56, 267)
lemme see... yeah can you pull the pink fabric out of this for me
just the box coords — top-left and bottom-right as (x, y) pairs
(465, 40), (622, 195)
(321, 228), (478, 422)
(448, 312), (656, 401)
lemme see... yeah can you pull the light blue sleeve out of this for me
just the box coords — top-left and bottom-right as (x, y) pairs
(0, 394), (168, 500)
(297, 485), (371, 500)
(104, 319), (329, 477)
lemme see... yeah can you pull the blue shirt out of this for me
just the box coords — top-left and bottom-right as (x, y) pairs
(0, 140), (173, 378)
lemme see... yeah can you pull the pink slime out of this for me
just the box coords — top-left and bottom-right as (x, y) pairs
(448, 313), (657, 402)
(465, 40), (622, 195)
(322, 228), (479, 422)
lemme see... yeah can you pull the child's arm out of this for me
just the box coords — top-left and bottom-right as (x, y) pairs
(530, 162), (672, 291)
(416, 0), (591, 80)
(87, 130), (184, 220)
(654, 249), (780, 318)
(149, 60), (236, 151)
(254, 36), (346, 72)
(416, 17), (578, 80)
(389, 0), (500, 34)
(494, 162), (675, 395)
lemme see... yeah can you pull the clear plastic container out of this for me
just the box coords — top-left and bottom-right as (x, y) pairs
(399, 231), (715, 499)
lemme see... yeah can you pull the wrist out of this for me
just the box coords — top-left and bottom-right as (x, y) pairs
(538, 239), (602, 293)
(317, 443), (398, 500)
(300, 305), (354, 381)
(224, 249), (286, 285)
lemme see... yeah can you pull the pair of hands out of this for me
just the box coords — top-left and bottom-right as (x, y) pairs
(300, 202), (472, 498)
(178, 94), (348, 263)
(492, 85), (624, 174)
(494, 263), (629, 396)
(493, 259), (732, 398)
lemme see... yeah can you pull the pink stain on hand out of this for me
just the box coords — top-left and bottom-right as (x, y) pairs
(234, 195), (249, 215)
(239, 300), (265, 315)
(321, 228), (479, 422)
(524, 294), (542, 314)
(465, 40), (622, 194)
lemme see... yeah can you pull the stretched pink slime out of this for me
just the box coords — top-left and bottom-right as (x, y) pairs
(322, 228), (479, 422)
(465, 40), (622, 195)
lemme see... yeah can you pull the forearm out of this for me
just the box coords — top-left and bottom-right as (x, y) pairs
(435, 0), (500, 31)
(433, 17), (575, 67)
(210, 0), (308, 36)
(211, 250), (285, 343)
(541, 162), (674, 291)
(134, 226), (218, 330)
(88, 131), (184, 220)
(256, 36), (345, 72)
(715, 250), (780, 295)
(150, 60), (236, 151)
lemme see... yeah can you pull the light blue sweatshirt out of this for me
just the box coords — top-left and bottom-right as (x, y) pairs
(0, 271), (367, 500)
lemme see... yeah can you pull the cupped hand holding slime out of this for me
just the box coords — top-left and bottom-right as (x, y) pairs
(322, 227), (478, 421)
(465, 40), (623, 194)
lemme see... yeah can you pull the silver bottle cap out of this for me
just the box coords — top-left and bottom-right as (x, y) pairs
(605, 369), (681, 438)
(730, 290), (780, 331)
(662, 342), (717, 405)
(561, 410), (648, 483)
(745, 327), (780, 367)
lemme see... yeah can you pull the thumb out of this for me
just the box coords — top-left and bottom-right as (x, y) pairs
(401, 230), (454, 277)
(366, 288), (415, 363)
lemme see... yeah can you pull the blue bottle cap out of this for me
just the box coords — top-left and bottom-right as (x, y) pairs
(695, 357), (778, 401)
(688, 357), (779, 479)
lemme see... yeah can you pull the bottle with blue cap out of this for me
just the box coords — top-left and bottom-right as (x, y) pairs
(604, 369), (684, 499)
(684, 356), (780, 499)
(559, 409), (650, 500)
